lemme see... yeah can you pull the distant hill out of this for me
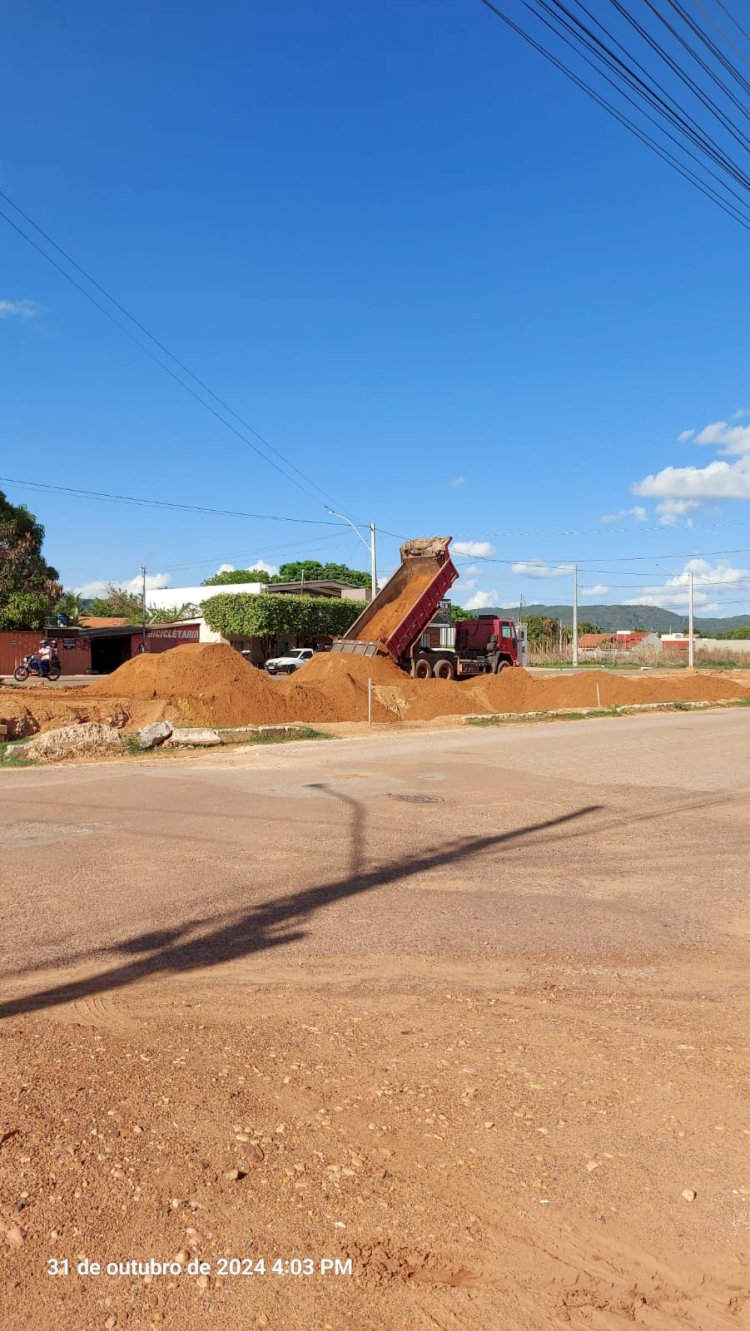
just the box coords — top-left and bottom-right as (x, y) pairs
(482, 603), (750, 635)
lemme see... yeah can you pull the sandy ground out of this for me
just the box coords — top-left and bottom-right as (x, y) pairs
(1, 712), (749, 1330)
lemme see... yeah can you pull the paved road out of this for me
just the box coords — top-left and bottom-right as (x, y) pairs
(2, 710), (748, 1007)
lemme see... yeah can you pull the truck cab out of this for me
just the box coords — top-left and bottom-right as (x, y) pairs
(455, 615), (520, 663)
(413, 614), (525, 679)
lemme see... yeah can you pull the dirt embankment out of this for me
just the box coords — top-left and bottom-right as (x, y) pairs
(2, 643), (748, 737)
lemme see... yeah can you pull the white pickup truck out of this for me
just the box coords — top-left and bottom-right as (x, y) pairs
(264, 647), (315, 676)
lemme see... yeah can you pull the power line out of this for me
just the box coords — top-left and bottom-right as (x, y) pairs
(476, 0), (750, 230)
(0, 475), (342, 525)
(0, 190), (354, 514)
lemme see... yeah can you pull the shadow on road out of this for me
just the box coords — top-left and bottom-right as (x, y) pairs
(0, 803), (602, 1020)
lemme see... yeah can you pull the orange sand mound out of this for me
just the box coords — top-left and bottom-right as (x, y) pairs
(79, 644), (748, 728)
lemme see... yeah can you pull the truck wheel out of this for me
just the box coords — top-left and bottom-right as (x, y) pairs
(413, 658), (432, 679)
(433, 659), (455, 681)
(493, 658), (509, 674)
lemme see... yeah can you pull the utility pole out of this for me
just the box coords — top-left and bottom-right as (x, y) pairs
(572, 564), (579, 667)
(688, 570), (694, 668)
(141, 565), (147, 654)
(369, 522), (377, 600)
(325, 509), (378, 599)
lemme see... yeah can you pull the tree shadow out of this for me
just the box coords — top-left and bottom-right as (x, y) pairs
(0, 803), (602, 1020)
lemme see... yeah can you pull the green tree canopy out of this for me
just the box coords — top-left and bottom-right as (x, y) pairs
(201, 592), (362, 654)
(450, 605), (472, 623)
(86, 585), (145, 620)
(0, 491), (61, 629)
(201, 568), (272, 586)
(271, 560), (370, 588)
(85, 585), (198, 624)
(54, 591), (82, 625)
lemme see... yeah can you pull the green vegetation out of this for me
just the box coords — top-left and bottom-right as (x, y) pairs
(202, 592), (362, 655)
(0, 739), (35, 767)
(272, 560), (370, 588)
(86, 585), (198, 624)
(0, 491), (61, 629)
(201, 568), (272, 586)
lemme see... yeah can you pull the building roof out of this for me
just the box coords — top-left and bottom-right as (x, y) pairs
(79, 616), (130, 628)
(578, 633), (615, 648)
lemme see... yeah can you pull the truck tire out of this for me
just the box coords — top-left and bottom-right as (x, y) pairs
(493, 657), (510, 674)
(413, 657), (432, 679)
(433, 658), (455, 681)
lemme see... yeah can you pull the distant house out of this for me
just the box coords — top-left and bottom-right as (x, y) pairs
(579, 632), (615, 651)
(578, 629), (661, 655)
(661, 632), (697, 652)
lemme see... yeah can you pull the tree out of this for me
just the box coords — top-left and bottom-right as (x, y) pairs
(201, 593), (362, 657)
(450, 605), (472, 624)
(0, 491), (61, 629)
(85, 585), (198, 625)
(87, 585), (145, 620)
(271, 560), (370, 588)
(578, 621), (601, 635)
(523, 614), (561, 647)
(201, 568), (271, 586)
(54, 591), (82, 625)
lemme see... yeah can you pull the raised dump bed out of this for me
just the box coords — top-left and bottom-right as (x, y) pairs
(332, 537), (458, 667)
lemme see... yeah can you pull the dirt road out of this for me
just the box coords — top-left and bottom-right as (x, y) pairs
(1, 712), (748, 1330)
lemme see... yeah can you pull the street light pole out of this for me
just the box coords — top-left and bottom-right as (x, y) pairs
(141, 565), (147, 654)
(688, 570), (694, 668)
(325, 509), (378, 599)
(572, 564), (579, 668)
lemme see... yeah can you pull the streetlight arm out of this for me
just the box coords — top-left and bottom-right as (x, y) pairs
(325, 508), (370, 553)
(325, 508), (378, 599)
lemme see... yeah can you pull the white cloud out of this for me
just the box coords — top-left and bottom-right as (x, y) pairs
(622, 559), (749, 609)
(601, 506), (647, 524)
(463, 589), (498, 610)
(633, 457), (750, 507)
(693, 420), (750, 455)
(629, 411), (750, 525)
(449, 476), (466, 489)
(654, 498), (700, 526)
(581, 584), (609, 596)
(215, 559), (279, 576)
(452, 540), (495, 557)
(0, 298), (38, 320)
(74, 572), (171, 598)
(511, 560), (574, 578)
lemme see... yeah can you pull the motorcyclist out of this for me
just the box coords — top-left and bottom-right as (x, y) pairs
(38, 639), (54, 677)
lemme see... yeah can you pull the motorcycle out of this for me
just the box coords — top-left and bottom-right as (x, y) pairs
(14, 653), (61, 683)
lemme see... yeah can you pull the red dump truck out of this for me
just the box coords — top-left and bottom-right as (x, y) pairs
(331, 537), (526, 679)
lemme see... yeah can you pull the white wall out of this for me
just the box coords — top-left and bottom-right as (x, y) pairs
(146, 582), (263, 611)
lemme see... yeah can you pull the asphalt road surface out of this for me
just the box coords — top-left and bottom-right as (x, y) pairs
(1, 712), (748, 1331)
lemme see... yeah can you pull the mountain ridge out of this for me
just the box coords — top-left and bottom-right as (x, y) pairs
(478, 603), (750, 635)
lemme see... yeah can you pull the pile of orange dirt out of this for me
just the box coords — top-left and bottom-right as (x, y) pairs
(79, 644), (748, 729)
(84, 643), (396, 726)
(85, 644), (293, 727)
(369, 660), (749, 722)
(353, 564), (439, 642)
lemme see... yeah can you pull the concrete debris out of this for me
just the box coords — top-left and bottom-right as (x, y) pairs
(138, 720), (173, 749)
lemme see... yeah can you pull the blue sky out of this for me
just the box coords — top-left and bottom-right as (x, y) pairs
(3, 0), (750, 617)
